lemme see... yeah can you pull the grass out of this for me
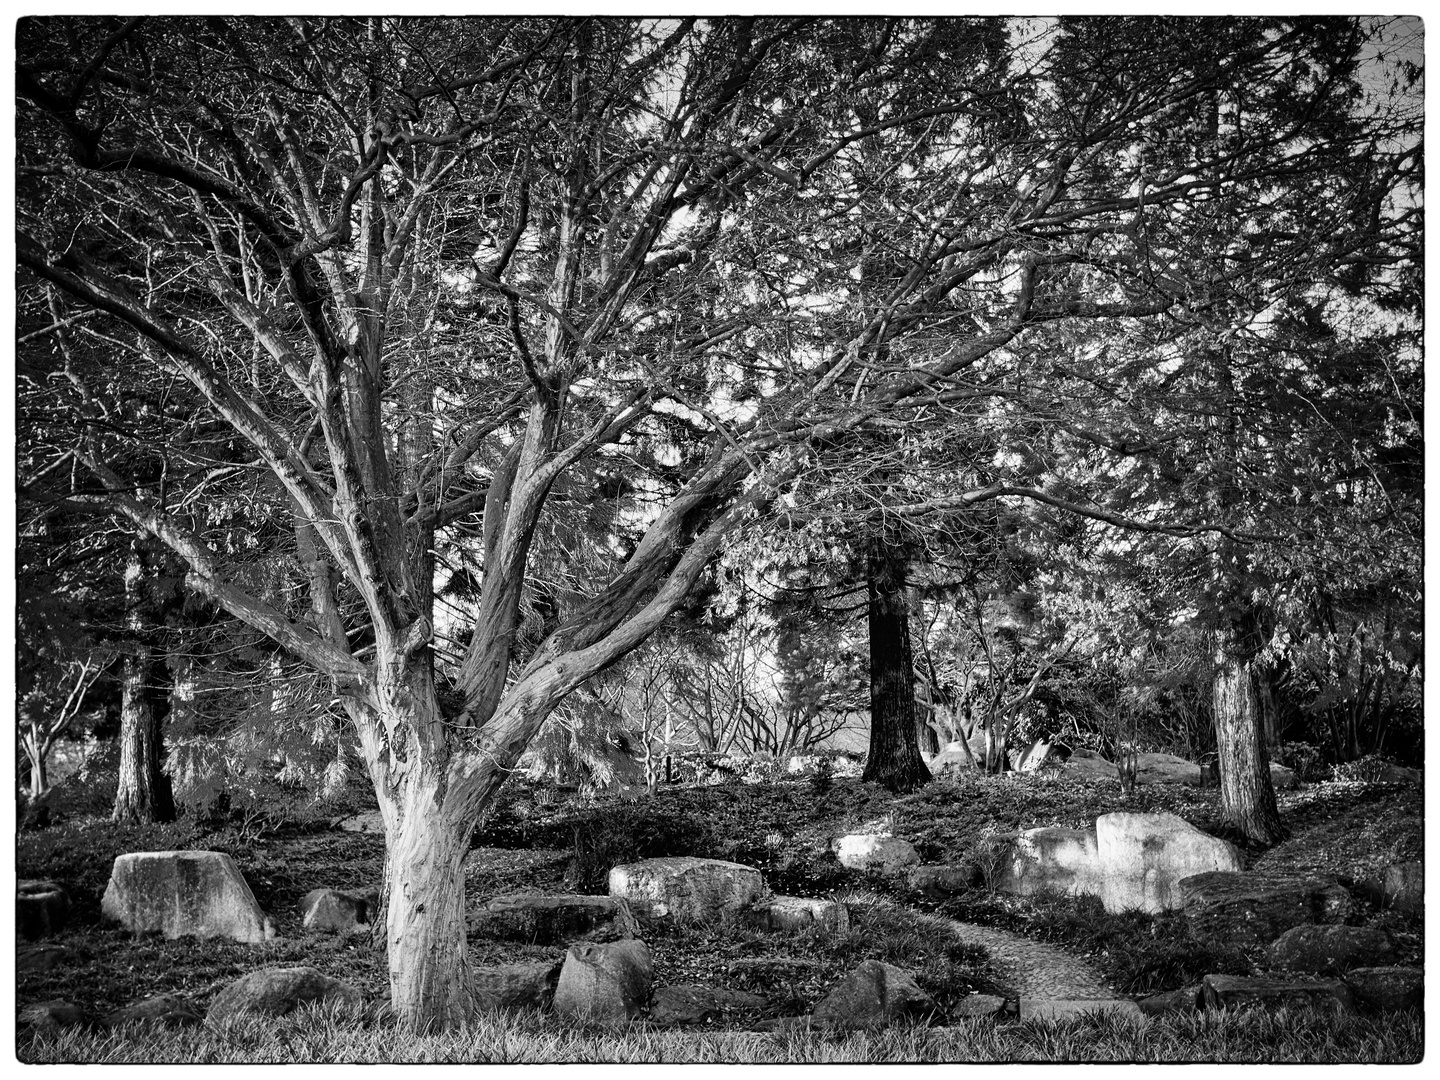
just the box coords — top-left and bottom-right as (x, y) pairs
(20, 1001), (1423, 1064)
(17, 768), (1424, 1062)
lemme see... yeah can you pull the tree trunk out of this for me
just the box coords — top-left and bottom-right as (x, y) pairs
(25, 739), (48, 800)
(113, 641), (175, 823)
(1213, 655), (1285, 845)
(384, 794), (474, 1032)
(114, 541), (175, 824)
(861, 548), (932, 793)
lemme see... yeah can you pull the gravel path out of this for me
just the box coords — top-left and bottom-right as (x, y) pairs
(839, 890), (1119, 1000)
(938, 916), (1118, 999)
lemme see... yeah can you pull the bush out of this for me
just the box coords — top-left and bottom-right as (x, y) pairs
(1275, 742), (1327, 783)
(562, 799), (717, 892)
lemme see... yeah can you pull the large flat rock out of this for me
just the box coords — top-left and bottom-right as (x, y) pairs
(472, 959), (563, 1012)
(1179, 872), (1351, 947)
(1132, 752), (1205, 786)
(1344, 966), (1422, 1012)
(1266, 924), (1394, 974)
(1095, 812), (1242, 914)
(206, 966), (361, 1022)
(749, 894), (849, 934)
(609, 857), (765, 923)
(1199, 973), (1354, 1014)
(1017, 998), (1145, 1023)
(101, 851), (276, 943)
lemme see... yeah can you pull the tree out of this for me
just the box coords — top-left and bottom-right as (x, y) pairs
(17, 16), (1415, 1026)
(859, 543), (933, 790)
(18, 650), (113, 800)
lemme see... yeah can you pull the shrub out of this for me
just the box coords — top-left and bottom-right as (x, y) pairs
(1328, 754), (1396, 783)
(562, 798), (716, 892)
(808, 757), (835, 800)
(1275, 742), (1327, 783)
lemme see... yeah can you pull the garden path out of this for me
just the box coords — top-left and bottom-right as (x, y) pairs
(937, 916), (1118, 1000)
(840, 891), (1118, 1000)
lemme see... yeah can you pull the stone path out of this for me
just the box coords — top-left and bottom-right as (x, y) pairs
(839, 890), (1118, 1000)
(938, 915), (1118, 1000)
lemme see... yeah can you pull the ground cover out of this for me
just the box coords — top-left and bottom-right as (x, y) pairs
(15, 769), (1423, 1062)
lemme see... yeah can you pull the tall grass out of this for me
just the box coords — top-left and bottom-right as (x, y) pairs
(21, 1003), (1422, 1064)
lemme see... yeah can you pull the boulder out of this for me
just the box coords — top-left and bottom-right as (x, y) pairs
(811, 959), (935, 1029)
(1132, 752), (1205, 786)
(470, 893), (638, 945)
(1377, 763), (1422, 784)
(19, 999), (90, 1030)
(1266, 924), (1394, 974)
(647, 985), (768, 1024)
(300, 887), (379, 935)
(101, 851), (276, 943)
(994, 826), (1101, 899)
(16, 944), (68, 974)
(1313, 881), (1355, 923)
(335, 810), (385, 833)
(1179, 872), (1352, 947)
(207, 967), (362, 1023)
(1198, 973), (1354, 1014)
(1017, 998), (1145, 1023)
(472, 959), (564, 1012)
(609, 857), (765, 923)
(102, 994), (205, 1029)
(950, 993), (1007, 1019)
(1056, 756), (1118, 782)
(834, 834), (921, 874)
(1344, 966), (1423, 1012)
(1137, 986), (1200, 1016)
(1382, 860), (1423, 913)
(1095, 813), (1243, 914)
(552, 939), (653, 1022)
(1269, 762), (1299, 790)
(750, 895), (849, 934)
(927, 749), (977, 776)
(908, 864), (981, 897)
(17, 879), (71, 941)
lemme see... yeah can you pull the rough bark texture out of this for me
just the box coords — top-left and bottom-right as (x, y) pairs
(1213, 656), (1285, 845)
(384, 792), (474, 1031)
(113, 543), (174, 824)
(113, 643), (175, 824)
(861, 550), (932, 793)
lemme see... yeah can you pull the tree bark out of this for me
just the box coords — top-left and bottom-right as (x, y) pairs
(25, 742), (47, 800)
(383, 791), (474, 1032)
(113, 543), (175, 824)
(113, 640), (175, 823)
(1213, 654), (1285, 845)
(860, 548), (932, 793)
